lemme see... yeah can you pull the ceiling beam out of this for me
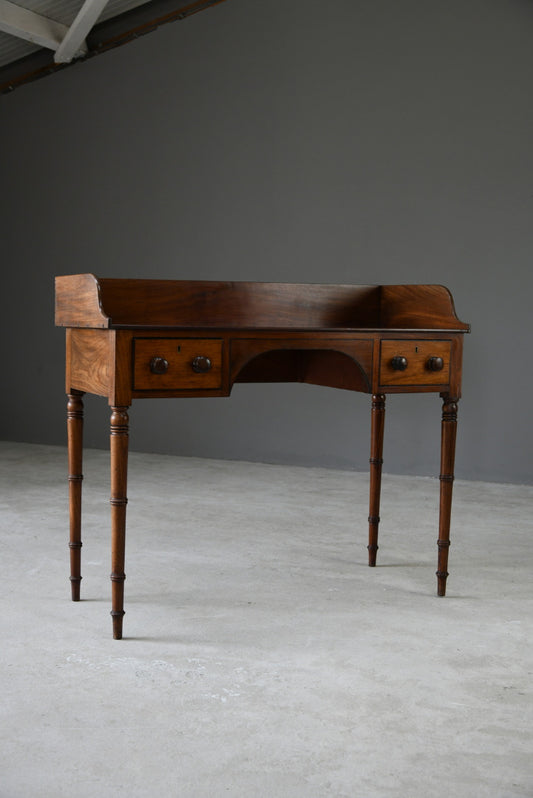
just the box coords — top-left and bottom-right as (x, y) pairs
(0, 0), (87, 56)
(1, 0), (229, 93)
(54, 0), (110, 63)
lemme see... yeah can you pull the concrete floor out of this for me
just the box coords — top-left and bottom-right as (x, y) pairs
(0, 441), (531, 798)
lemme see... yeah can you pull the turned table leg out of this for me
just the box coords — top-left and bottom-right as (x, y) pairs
(67, 391), (85, 601)
(110, 406), (129, 639)
(437, 394), (459, 596)
(368, 393), (386, 566)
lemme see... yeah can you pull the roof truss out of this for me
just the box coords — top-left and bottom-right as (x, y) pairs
(0, 0), (228, 93)
(54, 0), (110, 63)
(0, 0), (88, 57)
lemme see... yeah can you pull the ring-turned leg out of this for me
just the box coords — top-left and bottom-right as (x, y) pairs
(110, 406), (129, 639)
(437, 394), (459, 596)
(67, 391), (85, 601)
(368, 393), (386, 566)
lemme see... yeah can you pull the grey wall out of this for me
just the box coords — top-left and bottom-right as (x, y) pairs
(1, 0), (532, 483)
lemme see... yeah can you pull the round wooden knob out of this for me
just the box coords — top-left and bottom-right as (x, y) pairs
(191, 356), (212, 374)
(427, 356), (444, 372)
(149, 356), (169, 375)
(391, 356), (408, 371)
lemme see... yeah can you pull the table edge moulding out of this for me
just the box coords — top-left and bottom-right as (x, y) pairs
(55, 274), (470, 639)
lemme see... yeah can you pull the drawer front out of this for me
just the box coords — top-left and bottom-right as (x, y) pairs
(379, 340), (451, 386)
(133, 338), (223, 390)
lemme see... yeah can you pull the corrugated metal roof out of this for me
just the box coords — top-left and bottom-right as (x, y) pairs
(0, 0), (227, 92)
(14, 0), (86, 26)
(0, 0), (156, 68)
(0, 31), (39, 68)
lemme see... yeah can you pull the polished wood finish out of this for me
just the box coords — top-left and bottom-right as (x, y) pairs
(368, 394), (385, 567)
(56, 275), (469, 638)
(437, 394), (459, 597)
(379, 340), (451, 386)
(110, 406), (129, 640)
(67, 390), (84, 601)
(133, 337), (223, 390)
(55, 274), (469, 332)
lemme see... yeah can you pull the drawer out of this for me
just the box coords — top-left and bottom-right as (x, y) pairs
(133, 338), (223, 390)
(379, 340), (451, 386)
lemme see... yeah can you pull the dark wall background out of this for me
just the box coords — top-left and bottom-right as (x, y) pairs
(1, 0), (532, 483)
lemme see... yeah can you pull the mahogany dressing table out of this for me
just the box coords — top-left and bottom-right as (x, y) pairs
(55, 274), (469, 639)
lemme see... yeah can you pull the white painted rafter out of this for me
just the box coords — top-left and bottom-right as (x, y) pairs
(54, 0), (109, 62)
(0, 0), (87, 56)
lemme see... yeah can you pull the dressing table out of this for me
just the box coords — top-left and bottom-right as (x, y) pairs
(55, 274), (469, 638)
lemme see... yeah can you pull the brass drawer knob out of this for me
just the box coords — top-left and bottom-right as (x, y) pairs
(149, 356), (169, 375)
(191, 356), (212, 374)
(426, 356), (444, 372)
(391, 356), (408, 371)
